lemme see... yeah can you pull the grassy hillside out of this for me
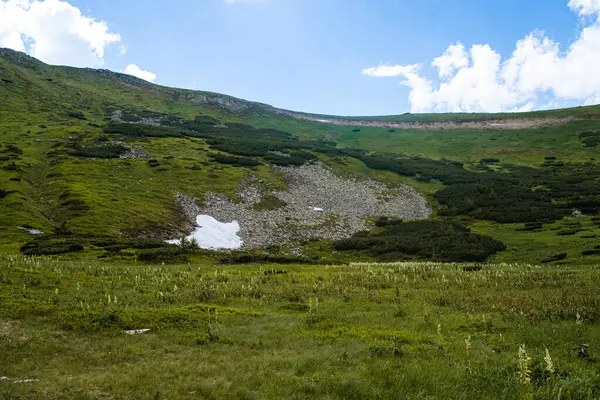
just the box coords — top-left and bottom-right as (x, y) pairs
(2, 49), (600, 399)
(1, 46), (600, 267)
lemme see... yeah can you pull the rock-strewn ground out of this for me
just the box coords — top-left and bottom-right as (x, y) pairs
(177, 163), (432, 248)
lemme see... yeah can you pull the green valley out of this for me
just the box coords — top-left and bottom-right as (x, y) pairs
(2, 47), (600, 399)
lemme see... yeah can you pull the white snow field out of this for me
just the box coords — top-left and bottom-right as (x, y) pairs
(167, 215), (243, 250)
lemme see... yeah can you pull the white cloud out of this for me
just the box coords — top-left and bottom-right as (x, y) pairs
(362, 1), (600, 113)
(568, 0), (600, 15)
(432, 43), (469, 79)
(0, 0), (120, 67)
(122, 64), (157, 82)
(361, 64), (421, 78)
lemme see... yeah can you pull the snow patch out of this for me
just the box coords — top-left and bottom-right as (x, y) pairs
(1, 377), (39, 384)
(167, 215), (243, 250)
(18, 227), (44, 235)
(124, 329), (150, 335)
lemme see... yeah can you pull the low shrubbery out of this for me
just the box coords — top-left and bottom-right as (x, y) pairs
(67, 111), (86, 120)
(480, 158), (500, 163)
(0, 189), (16, 199)
(334, 220), (505, 262)
(541, 253), (568, 263)
(20, 235), (177, 258)
(210, 154), (261, 167)
(218, 250), (320, 265)
(354, 152), (600, 223)
(580, 131), (600, 147)
(69, 144), (129, 158)
(21, 240), (84, 256)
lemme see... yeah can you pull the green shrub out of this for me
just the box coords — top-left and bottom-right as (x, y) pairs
(210, 154), (260, 167)
(541, 253), (568, 263)
(334, 220), (505, 262)
(67, 111), (86, 120)
(2, 144), (23, 154)
(21, 240), (84, 256)
(0, 189), (16, 199)
(375, 216), (389, 227)
(480, 158), (500, 163)
(69, 144), (128, 158)
(137, 247), (189, 263)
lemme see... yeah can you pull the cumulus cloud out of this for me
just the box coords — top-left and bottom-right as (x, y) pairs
(0, 0), (121, 67)
(122, 64), (157, 82)
(362, 1), (600, 113)
(568, 0), (600, 15)
(432, 43), (469, 79)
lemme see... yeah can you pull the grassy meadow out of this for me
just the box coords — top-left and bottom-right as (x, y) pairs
(2, 255), (600, 399)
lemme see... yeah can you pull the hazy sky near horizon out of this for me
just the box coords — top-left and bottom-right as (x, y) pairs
(2, 0), (600, 115)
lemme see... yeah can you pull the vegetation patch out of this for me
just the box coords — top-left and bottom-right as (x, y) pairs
(210, 154), (261, 167)
(252, 194), (287, 211)
(356, 152), (600, 223)
(20, 239), (84, 256)
(334, 220), (505, 262)
(68, 143), (129, 158)
(58, 304), (261, 332)
(0, 189), (16, 199)
(580, 131), (600, 147)
(541, 252), (568, 263)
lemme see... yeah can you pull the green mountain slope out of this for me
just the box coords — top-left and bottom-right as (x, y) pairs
(1, 48), (600, 265)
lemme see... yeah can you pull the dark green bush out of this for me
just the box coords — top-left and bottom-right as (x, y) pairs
(67, 111), (86, 120)
(0, 189), (15, 199)
(582, 247), (600, 256)
(61, 199), (90, 211)
(218, 251), (316, 265)
(211, 154), (260, 167)
(69, 144), (128, 158)
(375, 216), (389, 227)
(334, 221), (505, 262)
(3, 144), (23, 154)
(541, 253), (568, 263)
(580, 131), (600, 147)
(21, 240), (84, 256)
(137, 247), (189, 263)
(556, 229), (582, 236)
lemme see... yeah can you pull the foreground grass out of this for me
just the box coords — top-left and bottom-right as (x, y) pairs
(1, 255), (600, 399)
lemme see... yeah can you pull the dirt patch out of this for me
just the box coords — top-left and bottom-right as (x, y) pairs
(0, 320), (30, 346)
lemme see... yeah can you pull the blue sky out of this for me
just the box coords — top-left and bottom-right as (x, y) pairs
(2, 0), (600, 115)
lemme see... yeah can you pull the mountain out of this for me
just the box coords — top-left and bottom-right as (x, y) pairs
(1, 47), (600, 265)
